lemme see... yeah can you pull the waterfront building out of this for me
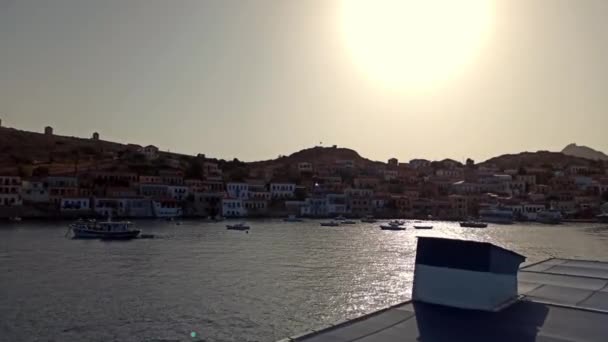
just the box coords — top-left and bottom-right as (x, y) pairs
(47, 176), (78, 205)
(139, 184), (169, 198)
(222, 198), (246, 217)
(139, 175), (162, 184)
(0, 176), (22, 206)
(167, 185), (188, 201)
(21, 180), (49, 203)
(60, 197), (90, 212)
(226, 182), (249, 199)
(159, 169), (184, 185)
(152, 199), (182, 217)
(270, 183), (296, 199)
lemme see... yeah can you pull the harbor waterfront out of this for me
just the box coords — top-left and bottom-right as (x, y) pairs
(1, 220), (608, 342)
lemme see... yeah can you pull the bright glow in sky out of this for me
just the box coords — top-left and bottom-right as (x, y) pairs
(340, 0), (494, 91)
(0, 0), (607, 162)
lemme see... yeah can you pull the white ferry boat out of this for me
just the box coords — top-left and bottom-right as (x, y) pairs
(70, 219), (140, 240)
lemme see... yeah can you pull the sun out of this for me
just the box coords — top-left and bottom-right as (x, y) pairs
(340, 0), (494, 91)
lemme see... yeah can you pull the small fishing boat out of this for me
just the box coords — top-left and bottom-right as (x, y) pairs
(380, 222), (406, 230)
(226, 223), (250, 230)
(321, 221), (340, 227)
(70, 218), (140, 240)
(341, 220), (357, 224)
(414, 225), (433, 229)
(596, 213), (608, 223)
(283, 215), (303, 222)
(459, 221), (488, 228)
(389, 220), (405, 226)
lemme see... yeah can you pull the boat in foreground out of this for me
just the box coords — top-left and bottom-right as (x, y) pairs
(226, 223), (250, 230)
(459, 221), (488, 228)
(71, 219), (140, 240)
(320, 221), (340, 227)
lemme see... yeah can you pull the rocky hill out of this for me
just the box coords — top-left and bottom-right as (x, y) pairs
(481, 150), (601, 170)
(248, 146), (383, 168)
(562, 143), (608, 161)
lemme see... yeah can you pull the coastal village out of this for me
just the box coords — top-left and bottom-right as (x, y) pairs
(1, 123), (607, 221)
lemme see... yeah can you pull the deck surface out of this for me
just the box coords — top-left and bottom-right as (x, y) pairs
(280, 258), (608, 342)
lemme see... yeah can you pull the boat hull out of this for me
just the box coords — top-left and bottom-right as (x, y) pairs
(226, 226), (250, 230)
(414, 226), (433, 229)
(459, 222), (488, 228)
(380, 225), (406, 230)
(72, 228), (140, 240)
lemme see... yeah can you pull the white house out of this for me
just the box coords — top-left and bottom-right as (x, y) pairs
(60, 197), (90, 212)
(167, 185), (189, 201)
(301, 197), (328, 217)
(93, 198), (124, 217)
(436, 169), (463, 178)
(152, 199), (182, 218)
(140, 184), (169, 198)
(409, 159), (431, 169)
(142, 145), (159, 160)
(226, 182), (249, 199)
(21, 180), (49, 203)
(326, 194), (347, 215)
(270, 183), (296, 199)
(222, 198), (247, 217)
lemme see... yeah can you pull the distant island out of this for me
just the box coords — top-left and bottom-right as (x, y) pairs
(0, 123), (607, 220)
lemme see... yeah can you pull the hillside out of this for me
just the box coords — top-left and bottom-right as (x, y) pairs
(562, 143), (608, 161)
(481, 150), (600, 170)
(248, 146), (383, 168)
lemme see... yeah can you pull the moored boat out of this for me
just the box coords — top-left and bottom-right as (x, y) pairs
(226, 223), (250, 230)
(597, 213), (608, 223)
(361, 216), (377, 223)
(321, 221), (340, 227)
(414, 225), (433, 229)
(380, 222), (406, 230)
(536, 209), (562, 224)
(459, 221), (488, 228)
(389, 220), (405, 226)
(70, 219), (140, 240)
(284, 215), (303, 222)
(341, 220), (357, 224)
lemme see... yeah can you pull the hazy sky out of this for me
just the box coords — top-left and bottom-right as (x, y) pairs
(1, 0), (607, 162)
